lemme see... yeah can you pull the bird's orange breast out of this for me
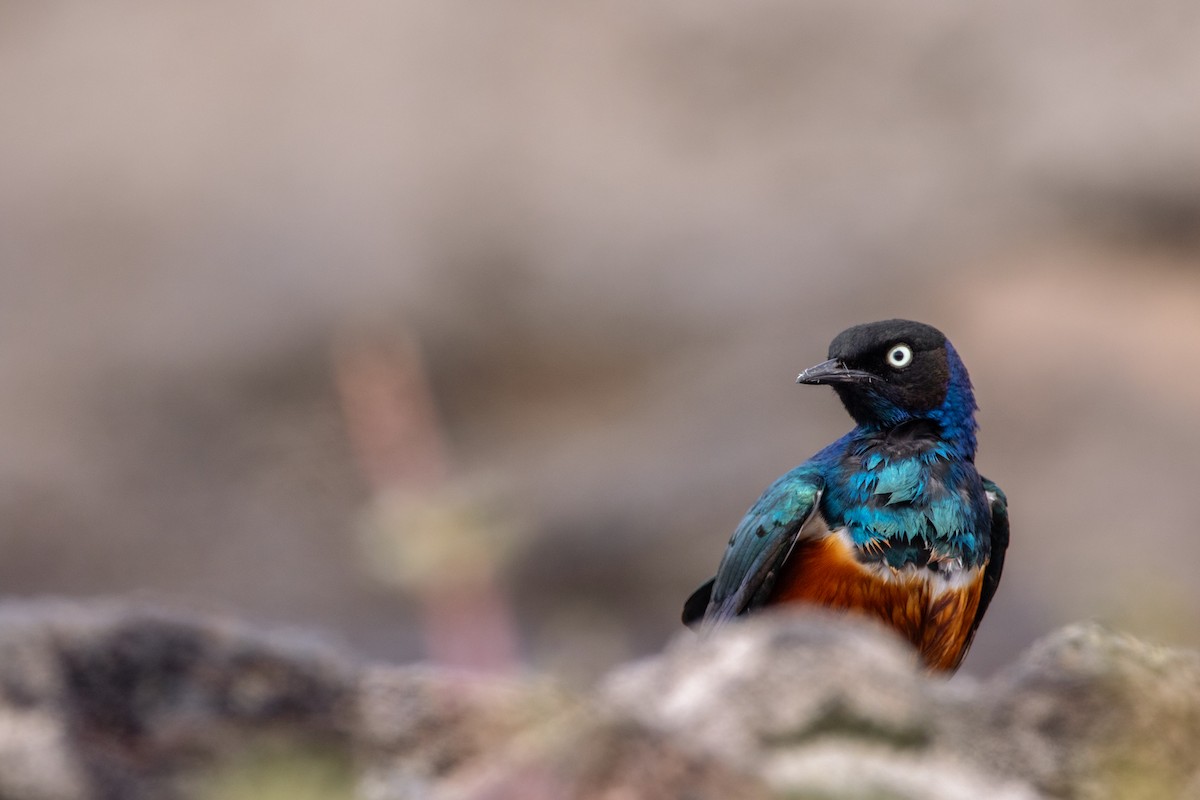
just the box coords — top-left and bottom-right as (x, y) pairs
(770, 534), (986, 671)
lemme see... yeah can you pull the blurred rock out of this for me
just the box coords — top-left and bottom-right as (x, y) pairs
(0, 601), (766, 800)
(606, 612), (1041, 800)
(356, 668), (769, 800)
(0, 601), (355, 800)
(1, 601), (1198, 799)
(608, 613), (1200, 800)
(968, 624), (1200, 800)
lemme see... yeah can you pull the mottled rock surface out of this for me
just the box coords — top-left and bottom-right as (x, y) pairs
(0, 601), (1197, 799)
(607, 615), (1200, 799)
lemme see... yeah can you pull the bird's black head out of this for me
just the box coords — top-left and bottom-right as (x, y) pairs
(797, 319), (974, 430)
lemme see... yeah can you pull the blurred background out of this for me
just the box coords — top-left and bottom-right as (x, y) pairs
(2, 0), (1199, 680)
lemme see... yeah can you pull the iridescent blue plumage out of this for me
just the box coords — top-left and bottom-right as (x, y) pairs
(683, 320), (1008, 671)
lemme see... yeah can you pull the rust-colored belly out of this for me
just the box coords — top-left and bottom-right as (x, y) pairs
(770, 535), (985, 671)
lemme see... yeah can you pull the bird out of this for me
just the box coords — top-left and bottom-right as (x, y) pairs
(682, 319), (1007, 671)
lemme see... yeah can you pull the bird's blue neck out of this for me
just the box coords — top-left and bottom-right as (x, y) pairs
(928, 341), (978, 458)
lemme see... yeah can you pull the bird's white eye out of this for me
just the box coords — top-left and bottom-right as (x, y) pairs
(886, 344), (913, 369)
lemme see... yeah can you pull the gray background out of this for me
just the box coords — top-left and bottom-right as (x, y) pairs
(3, 0), (1199, 678)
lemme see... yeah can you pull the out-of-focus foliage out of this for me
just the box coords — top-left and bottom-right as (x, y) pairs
(197, 746), (355, 800)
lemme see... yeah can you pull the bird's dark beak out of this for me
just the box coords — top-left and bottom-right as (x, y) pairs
(796, 358), (877, 385)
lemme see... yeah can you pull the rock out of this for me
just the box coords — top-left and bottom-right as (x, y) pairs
(0, 600), (356, 799)
(0, 600), (1196, 799)
(0, 600), (766, 800)
(604, 611), (1041, 800)
(608, 612), (1200, 800)
(355, 667), (771, 799)
(966, 623), (1200, 800)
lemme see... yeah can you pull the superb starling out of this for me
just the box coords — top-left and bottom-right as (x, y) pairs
(683, 320), (1008, 671)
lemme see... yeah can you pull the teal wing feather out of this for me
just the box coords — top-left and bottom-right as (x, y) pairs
(683, 466), (824, 630)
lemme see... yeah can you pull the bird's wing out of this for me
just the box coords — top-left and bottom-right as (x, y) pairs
(682, 466), (824, 630)
(962, 476), (1008, 649)
(681, 578), (715, 627)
